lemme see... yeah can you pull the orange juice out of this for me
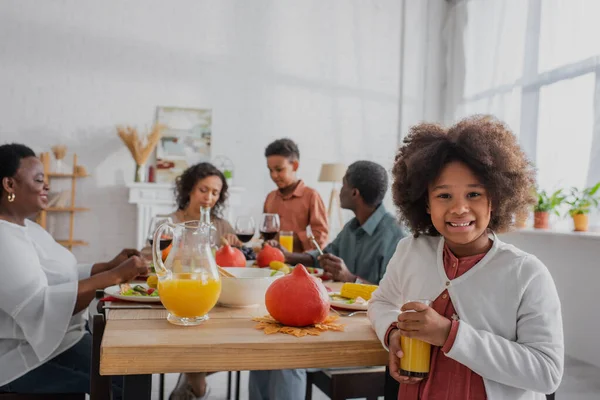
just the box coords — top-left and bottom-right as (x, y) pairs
(400, 336), (431, 378)
(279, 231), (294, 252)
(399, 299), (432, 377)
(158, 273), (221, 318)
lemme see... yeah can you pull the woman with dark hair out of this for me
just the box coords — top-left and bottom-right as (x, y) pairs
(171, 162), (238, 244)
(0, 143), (148, 398)
(163, 162), (240, 400)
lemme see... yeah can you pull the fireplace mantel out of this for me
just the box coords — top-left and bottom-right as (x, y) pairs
(127, 182), (245, 249)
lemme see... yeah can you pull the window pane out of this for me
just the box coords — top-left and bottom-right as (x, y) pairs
(539, 0), (600, 72)
(457, 88), (522, 136)
(462, 0), (528, 97)
(536, 73), (594, 192)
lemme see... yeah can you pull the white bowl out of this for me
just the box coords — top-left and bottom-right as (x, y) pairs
(218, 267), (284, 307)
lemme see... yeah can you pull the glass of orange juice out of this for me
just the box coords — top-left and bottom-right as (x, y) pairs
(399, 299), (432, 378)
(279, 231), (294, 252)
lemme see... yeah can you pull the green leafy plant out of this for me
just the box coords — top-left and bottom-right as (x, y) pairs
(534, 189), (565, 215)
(565, 182), (600, 216)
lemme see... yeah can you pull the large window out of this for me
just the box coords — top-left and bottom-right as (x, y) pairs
(453, 0), (600, 228)
(536, 73), (595, 191)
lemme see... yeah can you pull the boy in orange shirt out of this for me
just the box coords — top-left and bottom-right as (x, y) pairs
(263, 138), (328, 252)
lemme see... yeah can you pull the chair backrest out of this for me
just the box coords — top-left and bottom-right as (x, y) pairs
(91, 291), (112, 400)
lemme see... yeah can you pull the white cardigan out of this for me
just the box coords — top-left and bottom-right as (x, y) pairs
(0, 219), (91, 386)
(368, 233), (564, 400)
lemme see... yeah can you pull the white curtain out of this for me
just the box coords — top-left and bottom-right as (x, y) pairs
(444, 0), (600, 229)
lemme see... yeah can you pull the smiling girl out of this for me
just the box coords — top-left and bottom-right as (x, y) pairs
(368, 116), (563, 399)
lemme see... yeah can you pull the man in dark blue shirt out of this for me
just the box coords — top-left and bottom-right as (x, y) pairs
(276, 160), (406, 285)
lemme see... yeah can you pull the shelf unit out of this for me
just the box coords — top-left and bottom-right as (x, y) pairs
(37, 153), (89, 250)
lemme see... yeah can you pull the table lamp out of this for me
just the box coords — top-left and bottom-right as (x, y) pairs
(318, 163), (347, 228)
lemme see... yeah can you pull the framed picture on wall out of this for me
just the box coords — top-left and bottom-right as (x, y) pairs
(155, 106), (212, 183)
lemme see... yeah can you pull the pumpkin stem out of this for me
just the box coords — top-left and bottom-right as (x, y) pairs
(221, 237), (230, 247)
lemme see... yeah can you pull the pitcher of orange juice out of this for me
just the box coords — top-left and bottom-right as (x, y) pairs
(152, 210), (221, 326)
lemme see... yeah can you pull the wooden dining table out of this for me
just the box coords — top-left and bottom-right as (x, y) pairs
(97, 282), (389, 399)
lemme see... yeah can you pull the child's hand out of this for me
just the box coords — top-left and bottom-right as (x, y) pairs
(397, 302), (452, 347)
(388, 328), (424, 385)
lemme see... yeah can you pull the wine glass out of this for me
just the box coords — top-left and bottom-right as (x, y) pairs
(260, 213), (280, 241)
(146, 215), (173, 251)
(235, 216), (256, 244)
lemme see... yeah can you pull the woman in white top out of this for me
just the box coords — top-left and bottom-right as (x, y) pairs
(0, 144), (148, 398)
(368, 117), (563, 399)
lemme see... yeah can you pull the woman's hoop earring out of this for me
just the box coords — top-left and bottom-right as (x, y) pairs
(7, 193), (15, 202)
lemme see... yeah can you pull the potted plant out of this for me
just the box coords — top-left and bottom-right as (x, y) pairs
(565, 182), (600, 232)
(534, 189), (565, 229)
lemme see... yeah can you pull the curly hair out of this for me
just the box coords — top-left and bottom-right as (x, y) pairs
(0, 143), (36, 195)
(174, 162), (229, 218)
(392, 115), (536, 237)
(264, 138), (300, 160)
(346, 160), (388, 207)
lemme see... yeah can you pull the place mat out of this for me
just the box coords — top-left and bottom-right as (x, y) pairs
(252, 315), (345, 337)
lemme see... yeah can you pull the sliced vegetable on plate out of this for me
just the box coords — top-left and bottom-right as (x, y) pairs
(103, 283), (162, 303)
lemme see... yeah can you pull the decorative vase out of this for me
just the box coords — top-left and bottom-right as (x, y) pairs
(572, 214), (589, 232)
(135, 164), (146, 183)
(533, 211), (549, 229)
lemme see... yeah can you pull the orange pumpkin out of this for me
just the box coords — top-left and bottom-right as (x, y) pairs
(215, 238), (246, 267)
(256, 244), (285, 268)
(265, 264), (329, 327)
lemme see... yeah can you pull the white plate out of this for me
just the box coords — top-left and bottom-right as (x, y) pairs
(328, 292), (369, 311)
(104, 284), (162, 303)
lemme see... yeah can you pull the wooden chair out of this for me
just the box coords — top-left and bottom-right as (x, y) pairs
(305, 367), (386, 400)
(90, 292), (112, 400)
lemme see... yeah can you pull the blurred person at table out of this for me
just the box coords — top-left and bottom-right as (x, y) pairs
(148, 162), (240, 400)
(251, 160), (406, 400)
(0, 143), (147, 399)
(263, 138), (328, 252)
(267, 160), (406, 285)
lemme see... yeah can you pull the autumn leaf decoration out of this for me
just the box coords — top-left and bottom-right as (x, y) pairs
(252, 315), (345, 337)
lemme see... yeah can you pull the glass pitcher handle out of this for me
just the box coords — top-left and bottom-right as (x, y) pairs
(152, 221), (171, 276)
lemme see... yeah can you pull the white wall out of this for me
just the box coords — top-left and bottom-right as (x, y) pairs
(0, 0), (401, 262)
(501, 231), (600, 368)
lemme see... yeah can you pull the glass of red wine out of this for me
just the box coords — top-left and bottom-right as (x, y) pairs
(235, 216), (256, 244)
(260, 213), (280, 241)
(146, 215), (174, 253)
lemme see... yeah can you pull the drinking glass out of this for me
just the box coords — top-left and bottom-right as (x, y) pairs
(399, 299), (432, 378)
(259, 213), (280, 241)
(235, 216), (256, 244)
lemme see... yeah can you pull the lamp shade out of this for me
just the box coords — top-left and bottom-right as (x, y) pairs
(318, 163), (346, 182)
